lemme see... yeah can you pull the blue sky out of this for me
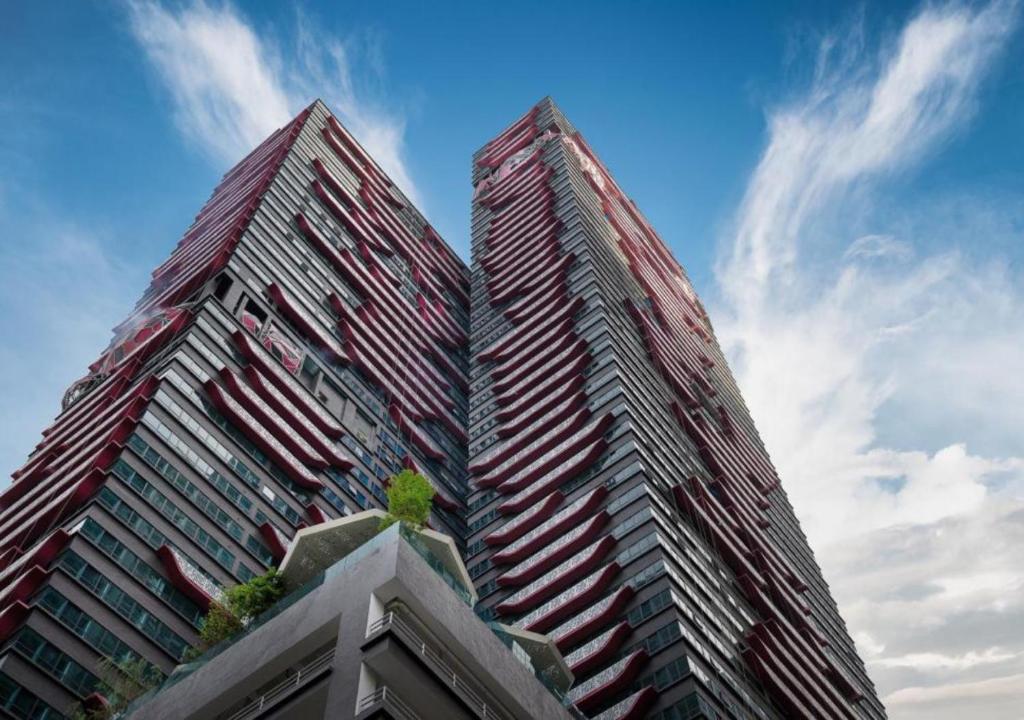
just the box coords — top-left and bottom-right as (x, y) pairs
(2, 2), (1023, 717)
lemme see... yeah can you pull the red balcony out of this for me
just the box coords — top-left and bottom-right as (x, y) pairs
(496, 514), (611, 587)
(521, 562), (620, 633)
(551, 585), (635, 652)
(564, 621), (632, 678)
(204, 380), (323, 490)
(491, 486), (608, 564)
(496, 535), (616, 615)
(482, 491), (563, 546)
(499, 437), (609, 514)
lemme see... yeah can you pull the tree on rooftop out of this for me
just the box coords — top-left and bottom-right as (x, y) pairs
(379, 469), (435, 531)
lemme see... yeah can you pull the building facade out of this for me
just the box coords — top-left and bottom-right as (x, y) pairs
(0, 100), (471, 720)
(0, 96), (883, 720)
(463, 99), (885, 720)
(122, 514), (575, 720)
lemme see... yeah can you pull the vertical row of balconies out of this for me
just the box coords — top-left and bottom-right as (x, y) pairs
(467, 105), (654, 720)
(563, 128), (870, 719)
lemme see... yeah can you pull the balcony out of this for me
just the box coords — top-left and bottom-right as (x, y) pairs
(492, 486), (607, 562)
(476, 408), (592, 489)
(497, 514), (610, 587)
(518, 564), (620, 634)
(223, 646), (336, 720)
(365, 610), (514, 720)
(586, 686), (658, 720)
(496, 536), (616, 615)
(483, 491), (563, 546)
(498, 438), (609, 514)
(566, 650), (649, 714)
(549, 586), (635, 652)
(562, 623), (631, 678)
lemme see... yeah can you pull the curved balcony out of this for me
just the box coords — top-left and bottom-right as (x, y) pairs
(672, 483), (764, 587)
(550, 585), (635, 652)
(482, 105), (537, 154)
(311, 176), (390, 256)
(483, 195), (554, 255)
(0, 530), (69, 588)
(588, 687), (657, 720)
(241, 367), (352, 469)
(494, 356), (588, 425)
(519, 563), (620, 634)
(496, 387), (586, 440)
(478, 123), (539, 169)
(305, 503), (329, 525)
(485, 198), (555, 250)
(492, 486), (608, 564)
(496, 535), (617, 616)
(497, 414), (614, 495)
(751, 622), (855, 715)
(336, 300), (454, 413)
(471, 394), (587, 476)
(487, 243), (564, 303)
(480, 160), (549, 209)
(482, 491), (563, 547)
(563, 622), (631, 678)
(502, 280), (568, 327)
(476, 407), (592, 489)
(232, 330), (344, 439)
(494, 349), (590, 409)
(480, 295), (584, 366)
(259, 521), (290, 561)
(568, 650), (650, 715)
(484, 216), (562, 277)
(485, 217), (561, 275)
(496, 514), (610, 587)
(490, 252), (575, 306)
(157, 545), (220, 611)
(266, 283), (348, 366)
(217, 369), (328, 469)
(355, 301), (454, 393)
(203, 380), (323, 490)
(499, 437), (609, 514)
(491, 333), (583, 392)
(388, 404), (445, 463)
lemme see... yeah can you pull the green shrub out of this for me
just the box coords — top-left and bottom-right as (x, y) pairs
(189, 568), (286, 657)
(379, 469), (435, 531)
(67, 656), (162, 720)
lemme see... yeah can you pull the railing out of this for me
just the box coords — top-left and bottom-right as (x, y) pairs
(224, 646), (336, 720)
(357, 687), (423, 720)
(398, 525), (475, 606)
(366, 611), (508, 720)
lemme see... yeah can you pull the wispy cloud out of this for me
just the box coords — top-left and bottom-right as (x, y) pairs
(0, 199), (138, 477)
(127, 0), (421, 205)
(714, 1), (1023, 716)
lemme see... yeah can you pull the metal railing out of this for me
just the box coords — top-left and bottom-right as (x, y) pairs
(224, 646), (336, 720)
(357, 687), (423, 720)
(367, 611), (510, 720)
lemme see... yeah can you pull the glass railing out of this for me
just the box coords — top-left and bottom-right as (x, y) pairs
(398, 524), (474, 606)
(123, 524), (457, 717)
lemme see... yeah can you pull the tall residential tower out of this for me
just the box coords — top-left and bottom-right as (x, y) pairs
(0, 96), (883, 720)
(0, 101), (471, 719)
(464, 99), (885, 720)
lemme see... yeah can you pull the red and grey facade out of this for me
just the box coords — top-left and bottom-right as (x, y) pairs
(464, 99), (886, 720)
(1, 96), (884, 720)
(0, 101), (470, 719)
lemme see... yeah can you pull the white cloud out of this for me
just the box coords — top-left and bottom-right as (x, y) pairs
(127, 0), (422, 205)
(0, 210), (138, 477)
(714, 1), (1023, 717)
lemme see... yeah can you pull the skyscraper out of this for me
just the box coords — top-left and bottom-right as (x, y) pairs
(0, 100), (471, 719)
(0, 95), (884, 720)
(464, 99), (885, 720)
